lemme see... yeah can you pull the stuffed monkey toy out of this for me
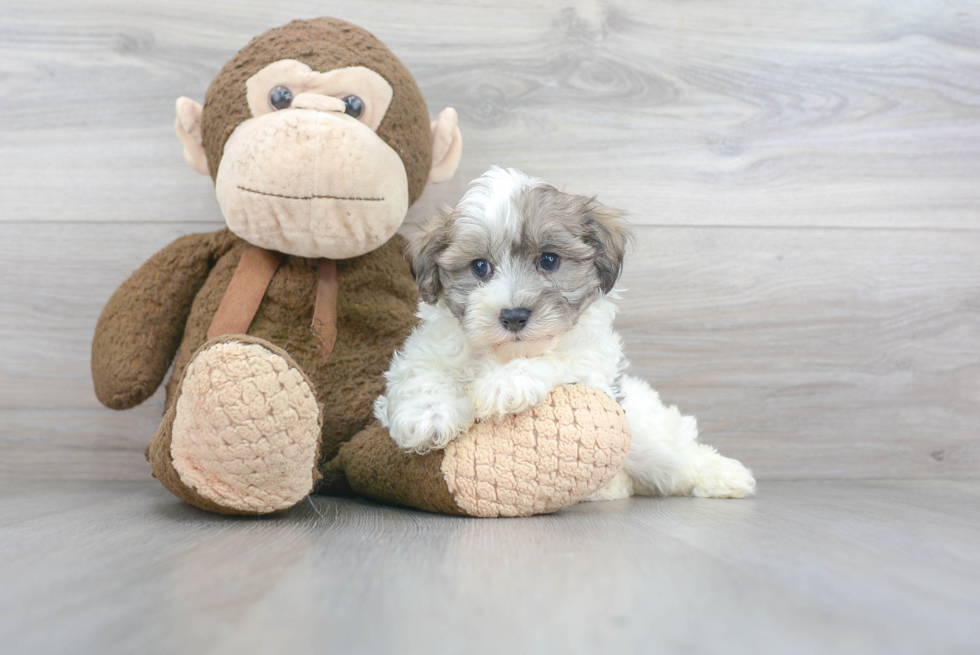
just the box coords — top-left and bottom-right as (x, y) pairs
(91, 17), (629, 518)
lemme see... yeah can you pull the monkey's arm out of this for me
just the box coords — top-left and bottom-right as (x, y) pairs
(92, 230), (236, 410)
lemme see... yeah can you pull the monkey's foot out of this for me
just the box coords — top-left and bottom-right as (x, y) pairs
(151, 336), (322, 514)
(443, 385), (631, 516)
(330, 385), (631, 517)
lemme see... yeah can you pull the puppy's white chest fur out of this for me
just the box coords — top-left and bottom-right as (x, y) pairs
(374, 297), (626, 454)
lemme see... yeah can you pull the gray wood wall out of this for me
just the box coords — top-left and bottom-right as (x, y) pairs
(1, 0), (977, 481)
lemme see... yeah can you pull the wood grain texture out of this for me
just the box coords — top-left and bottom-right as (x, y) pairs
(1, 222), (976, 480)
(0, 0), (978, 482)
(1, 479), (979, 654)
(1, 0), (979, 228)
(618, 226), (980, 479)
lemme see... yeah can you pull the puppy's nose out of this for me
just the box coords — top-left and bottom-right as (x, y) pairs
(499, 308), (531, 332)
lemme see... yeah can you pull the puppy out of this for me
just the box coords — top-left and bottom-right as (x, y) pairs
(374, 166), (755, 499)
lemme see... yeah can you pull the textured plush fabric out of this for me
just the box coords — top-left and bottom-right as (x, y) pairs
(324, 386), (630, 517)
(442, 385), (631, 517)
(158, 230), (418, 470)
(94, 17), (626, 518)
(125, 231), (416, 513)
(207, 246), (284, 339)
(243, 61), (393, 130)
(326, 421), (467, 516)
(214, 97), (411, 259)
(201, 17), (432, 206)
(99, 226), (631, 516)
(428, 107), (463, 184)
(97, 228), (631, 517)
(147, 386), (237, 515)
(92, 230), (239, 410)
(169, 337), (322, 513)
(311, 259), (339, 366)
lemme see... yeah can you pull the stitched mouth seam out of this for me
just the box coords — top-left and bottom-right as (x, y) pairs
(237, 186), (384, 202)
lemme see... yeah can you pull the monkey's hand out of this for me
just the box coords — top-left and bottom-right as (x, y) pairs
(92, 230), (236, 410)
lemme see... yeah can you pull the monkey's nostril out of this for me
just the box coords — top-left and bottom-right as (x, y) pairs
(499, 308), (531, 332)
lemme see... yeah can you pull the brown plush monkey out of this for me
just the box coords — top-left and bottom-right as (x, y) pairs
(92, 17), (629, 517)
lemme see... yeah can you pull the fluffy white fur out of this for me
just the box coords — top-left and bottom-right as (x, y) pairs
(375, 298), (755, 499)
(374, 167), (756, 500)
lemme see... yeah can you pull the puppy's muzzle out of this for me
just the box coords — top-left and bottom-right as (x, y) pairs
(499, 307), (531, 332)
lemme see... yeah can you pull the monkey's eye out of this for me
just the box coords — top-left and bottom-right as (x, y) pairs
(471, 259), (493, 279)
(538, 252), (561, 272)
(268, 86), (293, 111)
(342, 95), (364, 118)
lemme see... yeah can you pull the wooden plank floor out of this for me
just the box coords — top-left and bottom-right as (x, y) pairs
(1, 479), (978, 655)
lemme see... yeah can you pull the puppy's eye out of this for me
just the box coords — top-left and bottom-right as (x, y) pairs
(471, 259), (493, 279)
(342, 95), (364, 118)
(538, 252), (560, 272)
(269, 86), (293, 110)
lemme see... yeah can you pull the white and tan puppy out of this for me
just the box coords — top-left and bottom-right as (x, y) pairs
(374, 166), (755, 499)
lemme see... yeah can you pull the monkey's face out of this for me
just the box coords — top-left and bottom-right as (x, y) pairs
(175, 18), (462, 260)
(213, 60), (408, 259)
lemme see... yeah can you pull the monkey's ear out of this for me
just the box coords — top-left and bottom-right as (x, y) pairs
(428, 108), (463, 184)
(174, 97), (209, 176)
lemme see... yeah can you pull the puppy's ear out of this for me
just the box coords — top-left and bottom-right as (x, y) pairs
(406, 207), (453, 304)
(582, 199), (632, 294)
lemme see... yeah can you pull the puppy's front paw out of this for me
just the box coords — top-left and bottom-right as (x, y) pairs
(691, 455), (757, 499)
(385, 397), (474, 454)
(470, 369), (550, 420)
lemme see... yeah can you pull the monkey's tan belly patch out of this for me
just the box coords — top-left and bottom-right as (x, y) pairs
(170, 340), (321, 513)
(441, 385), (631, 518)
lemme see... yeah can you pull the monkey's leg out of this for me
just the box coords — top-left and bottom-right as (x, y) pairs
(146, 335), (322, 515)
(321, 385), (631, 518)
